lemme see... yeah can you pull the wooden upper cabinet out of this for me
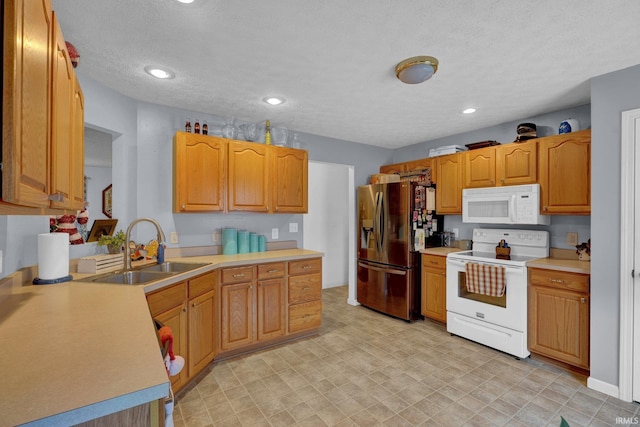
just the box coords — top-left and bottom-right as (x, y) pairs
(174, 132), (226, 212)
(538, 130), (591, 214)
(379, 163), (405, 174)
(51, 14), (78, 210)
(379, 158), (436, 183)
(464, 147), (496, 188)
(228, 141), (269, 212)
(271, 146), (308, 213)
(496, 140), (537, 186)
(71, 76), (85, 210)
(2, 0), (54, 208)
(436, 154), (463, 214)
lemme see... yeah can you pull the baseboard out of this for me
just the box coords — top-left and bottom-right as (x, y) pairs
(347, 298), (359, 306)
(588, 376), (620, 399)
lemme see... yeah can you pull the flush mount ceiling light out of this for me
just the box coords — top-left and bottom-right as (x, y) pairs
(176, 0), (194, 3)
(263, 97), (285, 106)
(462, 108), (477, 114)
(144, 66), (175, 79)
(395, 56), (439, 84)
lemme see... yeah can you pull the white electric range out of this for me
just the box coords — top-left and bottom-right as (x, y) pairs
(446, 228), (549, 358)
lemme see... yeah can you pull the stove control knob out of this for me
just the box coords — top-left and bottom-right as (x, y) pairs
(527, 234), (533, 240)
(519, 233), (525, 239)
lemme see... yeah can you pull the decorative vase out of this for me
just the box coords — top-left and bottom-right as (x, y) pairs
(107, 244), (122, 254)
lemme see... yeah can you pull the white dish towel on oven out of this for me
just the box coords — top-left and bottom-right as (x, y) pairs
(465, 263), (506, 297)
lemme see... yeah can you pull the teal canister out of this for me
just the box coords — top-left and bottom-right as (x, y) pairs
(258, 234), (267, 252)
(250, 233), (259, 252)
(238, 230), (250, 254)
(222, 228), (238, 255)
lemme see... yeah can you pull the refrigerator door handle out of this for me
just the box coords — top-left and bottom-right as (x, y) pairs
(358, 262), (407, 276)
(374, 191), (382, 255)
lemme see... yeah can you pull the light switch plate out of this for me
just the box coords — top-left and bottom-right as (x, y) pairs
(566, 232), (578, 246)
(272, 228), (279, 239)
(212, 231), (220, 243)
(170, 232), (179, 244)
(289, 222), (298, 233)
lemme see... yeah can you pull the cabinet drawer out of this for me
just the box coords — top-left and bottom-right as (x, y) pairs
(289, 258), (322, 276)
(188, 271), (217, 299)
(289, 300), (322, 333)
(147, 282), (187, 316)
(289, 273), (322, 304)
(422, 254), (446, 270)
(529, 268), (589, 293)
(221, 266), (254, 284)
(258, 262), (285, 279)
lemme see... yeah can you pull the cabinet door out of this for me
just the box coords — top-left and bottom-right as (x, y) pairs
(228, 141), (269, 212)
(174, 132), (226, 212)
(405, 158), (436, 183)
(2, 0), (53, 207)
(421, 255), (447, 322)
(528, 285), (589, 369)
(436, 154), (463, 214)
(271, 146), (308, 213)
(71, 75), (85, 209)
(496, 140), (537, 186)
(538, 131), (591, 214)
(220, 282), (255, 351)
(464, 148), (496, 188)
(188, 290), (216, 376)
(155, 304), (188, 390)
(379, 163), (406, 174)
(50, 15), (75, 210)
(257, 278), (286, 341)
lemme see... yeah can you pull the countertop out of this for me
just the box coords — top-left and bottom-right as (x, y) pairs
(420, 247), (464, 256)
(1, 249), (323, 427)
(526, 257), (591, 274)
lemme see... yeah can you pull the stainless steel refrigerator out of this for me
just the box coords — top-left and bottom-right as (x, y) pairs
(357, 181), (440, 321)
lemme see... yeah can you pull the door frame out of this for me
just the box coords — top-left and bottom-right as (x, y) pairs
(619, 107), (640, 402)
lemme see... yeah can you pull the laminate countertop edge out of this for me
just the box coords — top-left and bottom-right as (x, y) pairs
(526, 257), (591, 275)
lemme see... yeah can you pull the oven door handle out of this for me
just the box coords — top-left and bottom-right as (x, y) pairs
(358, 262), (407, 276)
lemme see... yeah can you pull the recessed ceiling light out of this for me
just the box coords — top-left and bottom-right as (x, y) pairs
(144, 66), (175, 79)
(462, 108), (477, 114)
(264, 97), (285, 106)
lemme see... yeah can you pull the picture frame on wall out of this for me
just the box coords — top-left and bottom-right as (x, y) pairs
(102, 184), (113, 218)
(86, 219), (118, 243)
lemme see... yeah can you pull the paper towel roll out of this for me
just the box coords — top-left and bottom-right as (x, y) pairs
(38, 233), (69, 280)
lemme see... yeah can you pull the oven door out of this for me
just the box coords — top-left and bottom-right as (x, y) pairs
(446, 257), (527, 332)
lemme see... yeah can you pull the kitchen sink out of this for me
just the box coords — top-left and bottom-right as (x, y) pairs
(139, 262), (209, 273)
(88, 270), (174, 285)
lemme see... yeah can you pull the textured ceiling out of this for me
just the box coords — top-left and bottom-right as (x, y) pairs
(51, 0), (640, 149)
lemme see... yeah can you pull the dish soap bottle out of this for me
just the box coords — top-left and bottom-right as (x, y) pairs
(265, 120), (272, 145)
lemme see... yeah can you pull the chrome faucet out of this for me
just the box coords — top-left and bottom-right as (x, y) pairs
(124, 217), (166, 270)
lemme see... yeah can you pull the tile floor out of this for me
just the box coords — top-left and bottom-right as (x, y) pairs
(172, 286), (639, 426)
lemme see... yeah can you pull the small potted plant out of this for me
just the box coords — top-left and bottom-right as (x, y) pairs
(97, 230), (126, 254)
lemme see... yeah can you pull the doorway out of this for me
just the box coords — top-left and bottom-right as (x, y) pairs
(303, 161), (356, 304)
(619, 107), (640, 402)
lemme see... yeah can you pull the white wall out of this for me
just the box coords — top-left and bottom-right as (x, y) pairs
(303, 162), (351, 288)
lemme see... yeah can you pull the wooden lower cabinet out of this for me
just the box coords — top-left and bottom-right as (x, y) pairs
(257, 276), (287, 341)
(288, 258), (323, 333)
(528, 267), (590, 370)
(421, 254), (447, 323)
(187, 272), (217, 376)
(220, 280), (255, 351)
(146, 271), (217, 393)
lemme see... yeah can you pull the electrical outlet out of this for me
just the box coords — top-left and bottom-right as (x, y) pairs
(272, 228), (279, 239)
(566, 232), (578, 246)
(452, 228), (459, 238)
(289, 222), (298, 233)
(170, 232), (179, 244)
(212, 231), (220, 243)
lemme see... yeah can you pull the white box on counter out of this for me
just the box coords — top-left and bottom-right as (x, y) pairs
(429, 145), (465, 157)
(77, 254), (124, 274)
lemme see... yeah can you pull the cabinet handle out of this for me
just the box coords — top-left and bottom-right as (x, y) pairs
(490, 180), (494, 185)
(232, 273), (245, 278)
(581, 297), (586, 304)
(181, 204), (186, 210)
(48, 192), (65, 202)
(543, 206), (548, 211)
(249, 285), (253, 289)
(302, 265), (311, 269)
(192, 302), (197, 307)
(548, 278), (565, 284)
(303, 287), (310, 291)
(429, 260), (438, 265)
(182, 307), (187, 312)
(500, 179), (505, 184)
(267, 269), (278, 273)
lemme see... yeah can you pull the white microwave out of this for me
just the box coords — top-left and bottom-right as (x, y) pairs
(462, 183), (550, 225)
